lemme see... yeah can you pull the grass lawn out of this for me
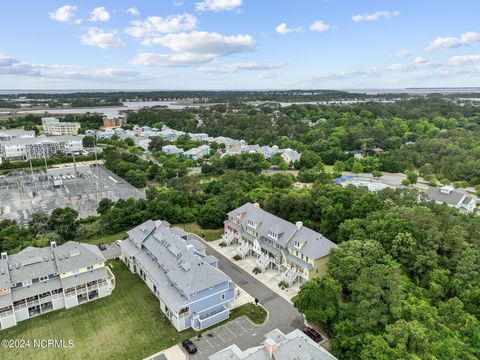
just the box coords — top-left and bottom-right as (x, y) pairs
(173, 222), (223, 242)
(231, 303), (267, 325)
(83, 231), (129, 245)
(0, 260), (266, 360)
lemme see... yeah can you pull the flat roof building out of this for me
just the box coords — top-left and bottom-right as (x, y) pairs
(0, 129), (35, 141)
(42, 117), (80, 136)
(0, 136), (83, 161)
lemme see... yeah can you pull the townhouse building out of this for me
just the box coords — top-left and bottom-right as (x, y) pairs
(42, 118), (80, 136)
(119, 220), (235, 331)
(0, 129), (35, 141)
(0, 136), (83, 161)
(0, 241), (113, 330)
(223, 203), (337, 286)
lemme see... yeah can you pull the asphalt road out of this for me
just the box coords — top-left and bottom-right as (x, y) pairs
(183, 235), (304, 359)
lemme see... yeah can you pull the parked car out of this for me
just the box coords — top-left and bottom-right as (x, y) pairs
(115, 240), (122, 246)
(98, 243), (107, 251)
(182, 340), (197, 354)
(303, 326), (323, 342)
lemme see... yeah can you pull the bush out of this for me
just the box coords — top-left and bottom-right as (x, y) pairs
(233, 255), (241, 261)
(278, 280), (289, 289)
(219, 241), (227, 248)
(253, 267), (262, 275)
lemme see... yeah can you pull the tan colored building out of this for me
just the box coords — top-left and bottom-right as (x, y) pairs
(103, 117), (127, 129)
(42, 117), (80, 136)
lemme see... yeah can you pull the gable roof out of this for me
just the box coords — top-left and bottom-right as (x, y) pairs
(426, 187), (465, 206)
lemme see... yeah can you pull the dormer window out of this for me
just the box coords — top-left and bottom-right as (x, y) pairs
(247, 220), (257, 229)
(236, 211), (241, 218)
(294, 241), (301, 249)
(267, 230), (278, 240)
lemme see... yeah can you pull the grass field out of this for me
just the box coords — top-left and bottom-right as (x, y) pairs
(83, 231), (129, 245)
(0, 260), (266, 360)
(173, 222), (223, 242)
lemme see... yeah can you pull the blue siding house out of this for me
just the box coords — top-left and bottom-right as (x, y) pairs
(119, 220), (235, 331)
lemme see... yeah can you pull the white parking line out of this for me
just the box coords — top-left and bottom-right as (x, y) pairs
(224, 325), (236, 338)
(202, 335), (214, 348)
(236, 320), (248, 332)
(216, 332), (227, 343)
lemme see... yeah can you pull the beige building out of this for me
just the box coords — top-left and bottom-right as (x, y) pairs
(42, 117), (80, 136)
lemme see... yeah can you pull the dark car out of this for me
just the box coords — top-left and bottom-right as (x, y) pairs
(303, 326), (323, 342)
(182, 340), (197, 354)
(98, 243), (107, 251)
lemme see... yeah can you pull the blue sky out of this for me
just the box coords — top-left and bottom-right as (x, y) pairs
(1, 0), (480, 89)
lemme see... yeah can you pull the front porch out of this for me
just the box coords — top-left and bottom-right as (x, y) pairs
(210, 239), (301, 303)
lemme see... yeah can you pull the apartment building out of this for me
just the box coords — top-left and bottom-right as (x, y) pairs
(103, 117), (127, 129)
(0, 129), (35, 141)
(42, 117), (80, 136)
(0, 136), (83, 161)
(119, 220), (235, 331)
(224, 203), (337, 286)
(209, 328), (337, 360)
(0, 241), (113, 330)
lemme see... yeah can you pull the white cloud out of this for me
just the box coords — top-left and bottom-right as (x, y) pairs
(127, 7), (140, 16)
(449, 54), (480, 66)
(198, 62), (283, 73)
(141, 31), (255, 56)
(388, 57), (436, 71)
(131, 52), (215, 67)
(393, 49), (412, 58)
(89, 7), (110, 22)
(0, 53), (169, 82)
(352, 11), (400, 22)
(196, 0), (242, 12)
(80, 28), (125, 49)
(125, 14), (197, 37)
(425, 31), (480, 52)
(275, 23), (301, 35)
(258, 72), (279, 79)
(49, 5), (77, 23)
(309, 20), (331, 32)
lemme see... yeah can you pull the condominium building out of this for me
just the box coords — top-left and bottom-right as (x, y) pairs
(223, 203), (337, 286)
(0, 136), (83, 161)
(42, 117), (80, 136)
(120, 220), (235, 331)
(0, 241), (114, 330)
(209, 328), (337, 360)
(0, 129), (35, 141)
(103, 117), (127, 129)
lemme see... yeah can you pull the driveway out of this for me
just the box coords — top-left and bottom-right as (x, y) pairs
(181, 235), (305, 359)
(100, 242), (121, 260)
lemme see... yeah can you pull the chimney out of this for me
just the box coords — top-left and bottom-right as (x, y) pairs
(296, 221), (303, 230)
(0, 251), (7, 260)
(264, 338), (277, 358)
(50, 241), (57, 249)
(253, 203), (260, 209)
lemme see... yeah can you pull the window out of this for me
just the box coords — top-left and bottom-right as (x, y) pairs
(294, 241), (300, 248)
(306, 256), (309, 262)
(247, 220), (257, 229)
(301, 254), (304, 260)
(87, 266), (93, 271)
(267, 230), (278, 240)
(221, 294), (225, 300)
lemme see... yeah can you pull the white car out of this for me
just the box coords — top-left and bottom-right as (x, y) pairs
(115, 240), (122, 246)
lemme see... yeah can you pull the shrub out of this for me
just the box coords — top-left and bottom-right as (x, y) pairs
(253, 267), (262, 275)
(278, 280), (289, 289)
(233, 255), (241, 261)
(219, 241), (227, 248)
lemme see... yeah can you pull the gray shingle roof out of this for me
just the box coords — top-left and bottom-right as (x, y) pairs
(11, 278), (62, 301)
(61, 268), (108, 289)
(426, 187), (465, 206)
(54, 242), (106, 274)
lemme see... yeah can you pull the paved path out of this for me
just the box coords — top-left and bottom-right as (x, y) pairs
(181, 235), (304, 359)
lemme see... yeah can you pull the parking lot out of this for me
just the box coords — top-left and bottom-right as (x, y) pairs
(100, 242), (121, 260)
(182, 317), (258, 359)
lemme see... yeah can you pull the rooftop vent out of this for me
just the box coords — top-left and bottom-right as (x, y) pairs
(0, 252), (7, 260)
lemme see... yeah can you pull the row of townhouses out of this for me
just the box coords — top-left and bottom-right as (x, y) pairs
(0, 135), (84, 161)
(41, 117), (80, 136)
(0, 129), (35, 141)
(119, 220), (235, 331)
(0, 241), (113, 330)
(223, 202), (337, 286)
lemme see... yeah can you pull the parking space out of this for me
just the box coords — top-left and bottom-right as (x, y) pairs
(100, 242), (121, 260)
(182, 317), (258, 359)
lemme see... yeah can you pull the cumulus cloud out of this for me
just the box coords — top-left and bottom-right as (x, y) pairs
(0, 53), (169, 82)
(131, 52), (215, 66)
(352, 11), (400, 22)
(127, 7), (140, 16)
(198, 62), (283, 73)
(310, 20), (331, 32)
(125, 14), (197, 37)
(388, 57), (437, 71)
(449, 54), (480, 66)
(49, 5), (77, 22)
(275, 23), (301, 34)
(392, 49), (412, 58)
(89, 7), (110, 22)
(425, 31), (480, 52)
(80, 28), (125, 49)
(258, 72), (279, 79)
(196, 0), (242, 12)
(141, 31), (255, 56)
